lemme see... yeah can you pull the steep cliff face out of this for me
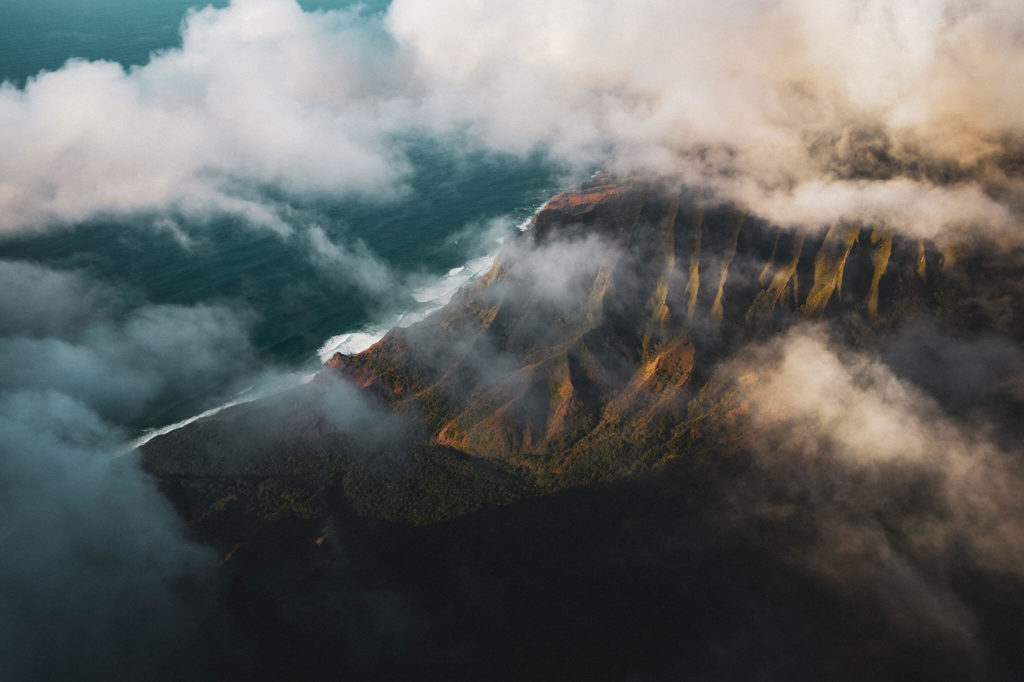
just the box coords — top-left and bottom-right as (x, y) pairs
(323, 173), (1022, 483)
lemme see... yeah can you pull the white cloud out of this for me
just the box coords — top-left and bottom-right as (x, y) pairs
(3, 0), (1024, 236)
(0, 0), (413, 231)
(389, 0), (1024, 235)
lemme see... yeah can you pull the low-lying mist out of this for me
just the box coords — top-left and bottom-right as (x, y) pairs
(0, 260), (270, 680)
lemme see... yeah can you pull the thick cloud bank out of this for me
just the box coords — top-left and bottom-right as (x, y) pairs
(3, 0), (1024, 236)
(0, 0), (413, 231)
(389, 0), (1024, 235)
(0, 262), (260, 680)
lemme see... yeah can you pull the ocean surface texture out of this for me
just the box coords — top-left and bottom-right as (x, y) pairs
(0, 0), (569, 431)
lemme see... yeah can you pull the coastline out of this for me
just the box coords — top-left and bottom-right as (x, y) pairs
(316, 198), (546, 361)
(134, 200), (549, 450)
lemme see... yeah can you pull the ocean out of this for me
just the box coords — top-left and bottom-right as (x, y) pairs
(0, 0), (573, 431)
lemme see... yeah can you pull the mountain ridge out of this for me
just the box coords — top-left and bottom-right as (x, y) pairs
(137, 172), (1024, 681)
(143, 171), (1024, 519)
(320, 172), (1020, 482)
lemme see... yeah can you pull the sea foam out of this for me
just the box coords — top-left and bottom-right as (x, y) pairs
(130, 371), (317, 450)
(316, 252), (498, 361)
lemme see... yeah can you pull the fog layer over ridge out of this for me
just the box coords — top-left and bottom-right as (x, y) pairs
(711, 324), (1024, 661)
(2, 0), (1024, 237)
(389, 0), (1024, 235)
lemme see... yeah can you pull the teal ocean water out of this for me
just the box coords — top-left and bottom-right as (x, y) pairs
(0, 0), (569, 428)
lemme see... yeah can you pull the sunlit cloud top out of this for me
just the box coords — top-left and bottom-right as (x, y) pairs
(2, 0), (1024, 236)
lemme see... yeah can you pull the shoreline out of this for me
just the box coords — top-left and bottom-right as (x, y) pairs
(133, 200), (549, 450)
